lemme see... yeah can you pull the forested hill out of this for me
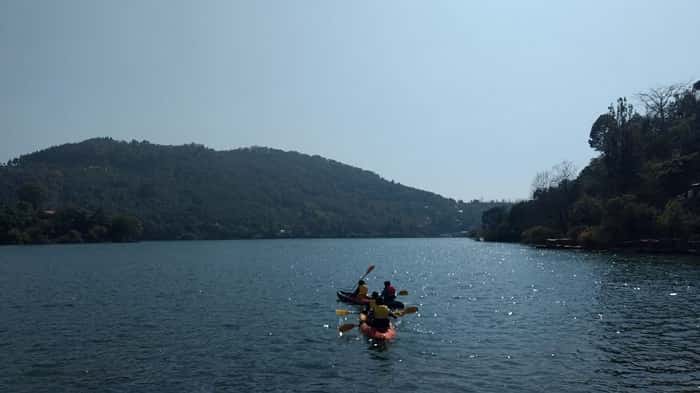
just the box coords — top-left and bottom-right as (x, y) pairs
(0, 138), (505, 244)
(480, 81), (700, 252)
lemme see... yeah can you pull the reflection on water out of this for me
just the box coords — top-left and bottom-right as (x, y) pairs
(0, 239), (698, 392)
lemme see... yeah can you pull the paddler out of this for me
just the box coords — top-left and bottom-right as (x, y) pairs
(381, 281), (396, 304)
(369, 297), (397, 332)
(364, 291), (380, 316)
(352, 280), (369, 300)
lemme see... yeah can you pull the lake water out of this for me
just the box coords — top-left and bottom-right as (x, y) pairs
(1, 239), (699, 392)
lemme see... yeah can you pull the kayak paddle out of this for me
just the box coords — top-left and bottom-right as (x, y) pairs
(394, 306), (418, 317)
(338, 307), (417, 332)
(398, 290), (409, 296)
(360, 264), (375, 281)
(350, 264), (375, 292)
(337, 306), (417, 318)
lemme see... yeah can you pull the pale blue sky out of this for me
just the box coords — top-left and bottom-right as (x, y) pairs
(1, 1), (698, 200)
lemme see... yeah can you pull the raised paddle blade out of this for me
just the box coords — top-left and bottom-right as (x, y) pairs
(353, 264), (376, 290)
(361, 265), (375, 279)
(335, 309), (352, 316)
(338, 323), (356, 333)
(398, 290), (409, 296)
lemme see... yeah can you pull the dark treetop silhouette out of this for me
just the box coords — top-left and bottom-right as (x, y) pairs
(480, 82), (700, 252)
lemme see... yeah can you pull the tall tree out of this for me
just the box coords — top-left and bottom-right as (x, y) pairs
(589, 113), (617, 153)
(637, 83), (686, 133)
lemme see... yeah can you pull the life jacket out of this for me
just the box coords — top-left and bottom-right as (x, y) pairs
(373, 304), (391, 320)
(382, 285), (396, 300)
(357, 284), (369, 299)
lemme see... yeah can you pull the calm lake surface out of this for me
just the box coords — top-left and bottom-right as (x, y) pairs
(1, 239), (699, 392)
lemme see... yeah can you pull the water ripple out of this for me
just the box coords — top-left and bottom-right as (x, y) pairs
(0, 240), (699, 392)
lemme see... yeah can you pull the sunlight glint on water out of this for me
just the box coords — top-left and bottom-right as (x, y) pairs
(0, 239), (698, 392)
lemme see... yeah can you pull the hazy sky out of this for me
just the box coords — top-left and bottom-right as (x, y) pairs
(1, 1), (698, 200)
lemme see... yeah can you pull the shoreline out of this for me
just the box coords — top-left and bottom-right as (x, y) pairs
(527, 240), (700, 256)
(0, 233), (473, 247)
(5, 236), (700, 257)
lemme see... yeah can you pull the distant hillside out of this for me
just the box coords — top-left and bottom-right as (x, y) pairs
(0, 138), (506, 243)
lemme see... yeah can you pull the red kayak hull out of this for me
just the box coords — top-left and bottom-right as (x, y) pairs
(336, 290), (369, 305)
(337, 290), (404, 310)
(359, 313), (396, 341)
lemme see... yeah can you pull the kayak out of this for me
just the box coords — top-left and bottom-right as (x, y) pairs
(359, 312), (396, 341)
(385, 299), (405, 310)
(336, 290), (370, 305)
(336, 290), (405, 310)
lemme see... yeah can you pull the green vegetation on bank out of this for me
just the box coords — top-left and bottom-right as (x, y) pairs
(480, 81), (700, 252)
(0, 200), (143, 244)
(0, 138), (507, 244)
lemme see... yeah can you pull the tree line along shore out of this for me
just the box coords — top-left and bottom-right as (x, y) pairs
(478, 81), (700, 254)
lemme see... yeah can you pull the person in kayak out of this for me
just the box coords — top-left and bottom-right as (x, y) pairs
(364, 291), (380, 316)
(381, 281), (396, 304)
(369, 297), (397, 332)
(352, 280), (369, 300)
